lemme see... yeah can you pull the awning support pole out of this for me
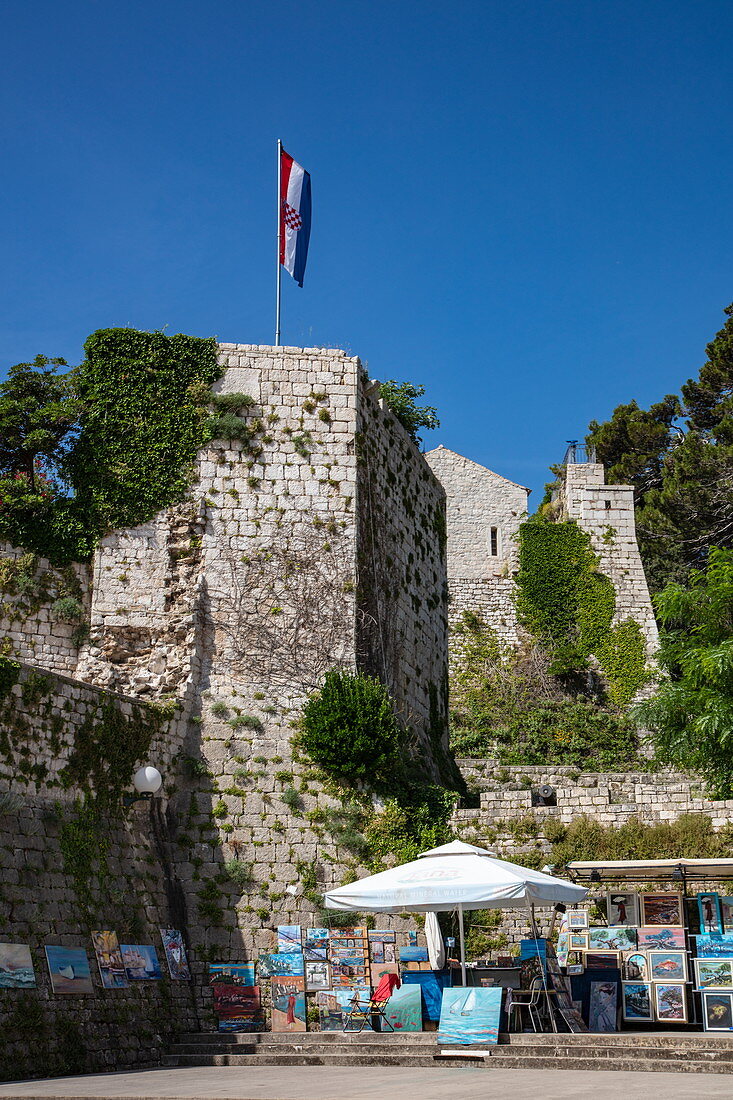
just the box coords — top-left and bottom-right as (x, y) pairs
(458, 903), (466, 986)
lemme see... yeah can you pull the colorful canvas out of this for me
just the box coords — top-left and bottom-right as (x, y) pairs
(370, 961), (399, 989)
(369, 940), (396, 964)
(277, 925), (302, 951)
(317, 989), (345, 1031)
(303, 928), (329, 961)
(694, 957), (733, 990)
(567, 910), (589, 930)
(382, 982), (422, 1032)
(585, 952), (619, 969)
(160, 929), (191, 981)
(305, 961), (330, 991)
(218, 1016), (263, 1033)
(622, 981), (653, 1022)
(698, 893), (724, 935)
(721, 898), (733, 932)
(408, 932), (418, 946)
(649, 950), (687, 982)
(91, 930), (128, 989)
(587, 927), (637, 952)
(212, 983), (261, 1019)
(401, 970), (450, 1021)
(0, 943), (36, 989)
(569, 933), (589, 951)
(703, 991), (733, 1031)
(258, 952), (304, 977)
(654, 981), (687, 1021)
(333, 986), (373, 1031)
(637, 926), (686, 950)
(208, 963), (255, 987)
(399, 946), (428, 962)
(695, 933), (733, 958)
(438, 987), (502, 1044)
(331, 927), (367, 949)
(556, 932), (569, 967)
(331, 955), (369, 987)
(589, 980), (618, 1031)
(271, 974), (306, 1031)
(641, 892), (683, 927)
(45, 945), (94, 994)
(120, 944), (163, 980)
(622, 952), (648, 981)
(606, 891), (639, 927)
(369, 930), (395, 942)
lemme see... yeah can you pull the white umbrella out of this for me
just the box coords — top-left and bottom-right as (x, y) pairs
(324, 840), (587, 983)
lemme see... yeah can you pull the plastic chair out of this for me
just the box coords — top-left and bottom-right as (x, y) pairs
(342, 993), (396, 1033)
(508, 977), (544, 1032)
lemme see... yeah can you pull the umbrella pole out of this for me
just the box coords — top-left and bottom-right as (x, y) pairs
(458, 903), (466, 985)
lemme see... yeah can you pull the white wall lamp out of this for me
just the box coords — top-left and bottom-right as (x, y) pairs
(123, 765), (163, 807)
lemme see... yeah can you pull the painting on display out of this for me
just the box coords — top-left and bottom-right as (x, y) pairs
(160, 929), (191, 981)
(697, 893), (724, 935)
(120, 944), (163, 980)
(305, 961), (330, 991)
(695, 933), (733, 958)
(258, 952), (304, 978)
(694, 957), (733, 990)
(569, 933), (589, 951)
(438, 987), (502, 1045)
(588, 981), (618, 1032)
(208, 963), (255, 987)
(45, 945), (94, 994)
(407, 932), (418, 946)
(212, 983), (261, 1021)
(703, 991), (733, 1031)
(370, 961), (400, 990)
(382, 983), (422, 1032)
(587, 927), (637, 952)
(621, 981), (653, 1023)
(622, 952), (648, 981)
(330, 928), (368, 952)
(0, 943), (36, 989)
(330, 954), (368, 987)
(567, 910), (589, 931)
(303, 928), (329, 961)
(276, 925), (302, 952)
(369, 930), (395, 943)
(585, 952), (620, 969)
(606, 891), (640, 927)
(721, 899), (733, 932)
(640, 892), (683, 927)
(271, 975), (306, 1032)
(654, 982), (687, 1022)
(369, 939), (396, 964)
(556, 932), (569, 967)
(637, 926), (686, 951)
(398, 946), (430, 972)
(317, 990), (344, 1031)
(91, 930), (128, 989)
(648, 950), (687, 982)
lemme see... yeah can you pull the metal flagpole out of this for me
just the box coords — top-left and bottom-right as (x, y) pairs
(275, 138), (282, 346)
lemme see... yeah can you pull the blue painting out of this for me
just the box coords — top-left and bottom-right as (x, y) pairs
(698, 893), (724, 935)
(304, 928), (329, 961)
(438, 987), (503, 1045)
(45, 945), (94, 993)
(696, 934), (733, 958)
(0, 944), (36, 989)
(402, 970), (451, 1020)
(399, 946), (428, 962)
(208, 963), (255, 987)
(383, 983), (422, 1031)
(258, 952), (304, 977)
(119, 944), (163, 980)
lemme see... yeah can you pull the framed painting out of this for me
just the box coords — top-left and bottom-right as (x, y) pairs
(567, 964), (584, 976)
(607, 891), (639, 928)
(640, 892), (683, 927)
(622, 981), (653, 1023)
(694, 957), (733, 990)
(587, 927), (637, 952)
(653, 982), (687, 1022)
(0, 943), (36, 989)
(160, 929), (191, 981)
(648, 950), (687, 982)
(702, 991), (733, 1031)
(45, 945), (94, 994)
(569, 933), (589, 951)
(91, 930), (128, 989)
(697, 893), (724, 935)
(637, 926), (686, 950)
(721, 899), (733, 932)
(585, 951), (619, 969)
(695, 933), (733, 958)
(305, 960), (330, 991)
(622, 952), (648, 981)
(567, 910), (589, 931)
(588, 980), (618, 1032)
(438, 987), (502, 1044)
(271, 975), (306, 1032)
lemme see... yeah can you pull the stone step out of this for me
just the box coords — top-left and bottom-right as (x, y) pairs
(176, 1030), (438, 1043)
(161, 1053), (469, 1068)
(476, 1054), (733, 1075)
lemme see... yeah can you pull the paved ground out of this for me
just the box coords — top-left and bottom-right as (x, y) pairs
(0, 1066), (732, 1100)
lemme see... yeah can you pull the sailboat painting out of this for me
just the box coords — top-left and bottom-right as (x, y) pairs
(45, 945), (94, 993)
(438, 987), (503, 1044)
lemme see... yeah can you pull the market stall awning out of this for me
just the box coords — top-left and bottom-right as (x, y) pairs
(566, 857), (733, 883)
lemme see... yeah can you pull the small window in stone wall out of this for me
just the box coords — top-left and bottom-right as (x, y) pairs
(490, 527), (499, 556)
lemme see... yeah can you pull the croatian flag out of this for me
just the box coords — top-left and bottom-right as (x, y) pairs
(280, 148), (312, 287)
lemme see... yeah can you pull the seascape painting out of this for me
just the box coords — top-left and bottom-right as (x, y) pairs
(317, 990), (344, 1031)
(556, 932), (569, 967)
(606, 891), (639, 927)
(209, 963), (255, 986)
(45, 945), (94, 994)
(695, 933), (733, 958)
(648, 950), (687, 981)
(212, 982), (261, 1020)
(621, 981), (653, 1022)
(588, 981), (618, 1031)
(369, 930), (395, 942)
(703, 991), (733, 1031)
(258, 952), (304, 977)
(91, 930), (128, 989)
(641, 892), (683, 927)
(637, 927), (686, 950)
(120, 944), (163, 980)
(303, 928), (329, 961)
(567, 910), (589, 930)
(587, 927), (637, 952)
(694, 957), (733, 990)
(276, 925), (302, 951)
(160, 929), (191, 981)
(0, 943), (36, 989)
(271, 975), (307, 1032)
(438, 987), (502, 1045)
(654, 982), (687, 1022)
(382, 983), (422, 1032)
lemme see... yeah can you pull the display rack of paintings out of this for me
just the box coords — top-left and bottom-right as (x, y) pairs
(160, 929), (191, 981)
(303, 928), (329, 961)
(637, 926), (686, 951)
(653, 982), (687, 1022)
(0, 943), (36, 989)
(697, 893), (724, 935)
(45, 945), (94, 994)
(330, 952), (368, 988)
(588, 980), (618, 1032)
(621, 981), (653, 1023)
(304, 960), (331, 991)
(640, 892), (683, 927)
(271, 975), (307, 1032)
(607, 891), (640, 928)
(693, 957), (733, 990)
(91, 930), (128, 989)
(120, 944), (163, 980)
(702, 991), (733, 1031)
(567, 910), (589, 931)
(277, 925), (302, 952)
(648, 950), (688, 982)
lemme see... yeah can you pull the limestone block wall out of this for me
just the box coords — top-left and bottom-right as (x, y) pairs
(561, 463), (658, 655)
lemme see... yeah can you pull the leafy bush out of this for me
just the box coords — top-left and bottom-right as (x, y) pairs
(550, 813), (733, 866)
(51, 596), (85, 622)
(299, 670), (402, 781)
(223, 858), (254, 889)
(378, 380), (439, 444)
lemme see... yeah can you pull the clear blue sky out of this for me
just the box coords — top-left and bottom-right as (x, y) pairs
(2, 1), (731, 498)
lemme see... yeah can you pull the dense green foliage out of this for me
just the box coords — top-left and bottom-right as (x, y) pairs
(449, 611), (641, 767)
(378, 380), (439, 443)
(299, 670), (402, 780)
(587, 303), (733, 591)
(0, 356), (82, 487)
(636, 548), (733, 797)
(547, 813), (733, 866)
